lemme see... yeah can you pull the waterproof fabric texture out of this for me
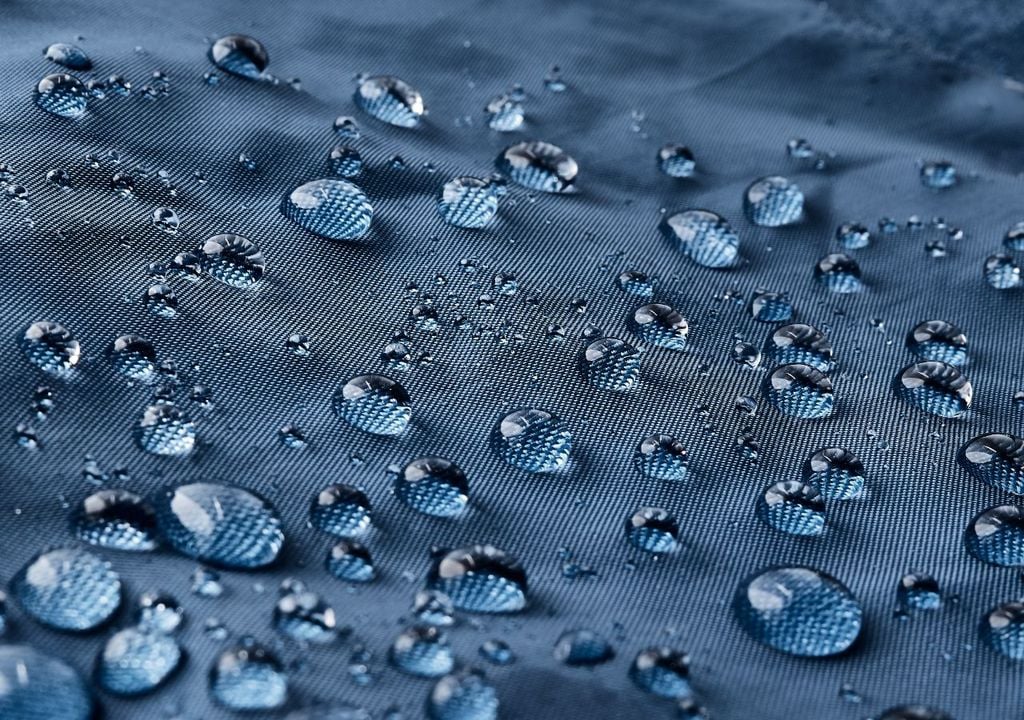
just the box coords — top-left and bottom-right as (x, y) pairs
(1, 1), (1023, 718)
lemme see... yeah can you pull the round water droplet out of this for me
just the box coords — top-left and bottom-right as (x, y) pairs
(633, 434), (689, 481)
(749, 292), (792, 322)
(153, 482), (284, 568)
(657, 145), (695, 178)
(894, 361), (972, 418)
(920, 161), (957, 189)
(151, 207), (179, 234)
(630, 647), (691, 699)
(274, 588), (337, 643)
(804, 447), (864, 500)
(905, 320), (967, 366)
(0, 646), (92, 720)
(661, 209), (740, 268)
(134, 402), (196, 456)
(309, 484), (372, 537)
(734, 566), (862, 656)
(333, 115), (360, 140)
(332, 374), (411, 435)
(764, 323), (833, 371)
(1004, 221), (1024, 251)
(389, 626), (454, 677)
(485, 94), (524, 131)
(354, 75), (425, 127)
(492, 408), (571, 473)
(427, 670), (498, 720)
(20, 321), (80, 376)
(43, 43), (91, 70)
(980, 600), (1024, 660)
(553, 629), (614, 666)
(756, 481), (825, 536)
(964, 505), (1024, 567)
(329, 146), (363, 178)
(787, 137), (815, 158)
(426, 545), (527, 614)
(109, 335), (157, 381)
(616, 270), (653, 298)
(625, 507), (679, 553)
(836, 222), (870, 250)
(984, 252), (1022, 289)
(283, 178), (373, 240)
(97, 627), (182, 696)
(631, 303), (688, 350)
(143, 283), (178, 318)
(413, 590), (454, 626)
(210, 645), (287, 711)
(959, 433), (1024, 495)
(495, 141), (577, 193)
(36, 74), (87, 118)
(197, 233), (265, 289)
(763, 364), (834, 419)
(896, 573), (941, 611)
(72, 489), (158, 552)
(209, 35), (268, 79)
(395, 457), (469, 518)
(814, 253), (862, 293)
(744, 176), (803, 227)
(136, 591), (184, 634)
(12, 547), (121, 631)
(437, 176), (500, 228)
(580, 337), (641, 391)
(326, 540), (375, 583)
(731, 341), (761, 368)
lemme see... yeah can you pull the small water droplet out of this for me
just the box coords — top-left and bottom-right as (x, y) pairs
(661, 210), (739, 268)
(553, 629), (614, 666)
(657, 145), (696, 178)
(208, 35), (269, 79)
(210, 645), (287, 711)
(282, 178), (373, 240)
(744, 176), (803, 227)
(492, 408), (571, 473)
(354, 75), (425, 127)
(389, 625), (454, 677)
(426, 545), (527, 613)
(495, 141), (577, 193)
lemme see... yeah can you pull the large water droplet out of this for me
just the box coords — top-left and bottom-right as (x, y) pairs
(282, 179), (373, 240)
(332, 374), (411, 435)
(661, 210), (740, 268)
(905, 320), (967, 366)
(0, 646), (92, 720)
(625, 507), (679, 553)
(756, 481), (825, 536)
(209, 35), (269, 79)
(980, 600), (1024, 660)
(309, 484), (372, 537)
(763, 364), (834, 419)
(733, 566), (862, 656)
(326, 540), (376, 583)
(395, 457), (469, 518)
(389, 625), (454, 677)
(629, 647), (691, 699)
(964, 505), (1024, 567)
(804, 447), (864, 500)
(11, 547), (121, 631)
(134, 402), (196, 456)
(153, 482), (284, 568)
(97, 627), (182, 696)
(426, 545), (527, 613)
(491, 408), (571, 473)
(210, 645), (288, 711)
(20, 321), (81, 377)
(894, 361), (972, 418)
(437, 177), (501, 228)
(959, 433), (1024, 495)
(764, 323), (833, 371)
(427, 670), (498, 720)
(633, 434), (689, 481)
(631, 303), (688, 350)
(743, 176), (803, 227)
(72, 489), (158, 552)
(495, 141), (577, 193)
(35, 74), (87, 118)
(580, 337), (641, 391)
(354, 75), (425, 127)
(199, 233), (266, 289)
(814, 253), (862, 293)
(553, 629), (614, 666)
(43, 43), (92, 71)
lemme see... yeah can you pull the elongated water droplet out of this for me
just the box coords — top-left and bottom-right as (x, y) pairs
(437, 176), (501, 228)
(764, 323), (833, 371)
(661, 209), (739, 268)
(625, 507), (679, 553)
(553, 629), (614, 666)
(426, 545), (527, 613)
(980, 601), (1024, 660)
(354, 75), (425, 127)
(631, 303), (688, 350)
(749, 292), (793, 322)
(495, 141), (577, 193)
(209, 35), (269, 79)
(274, 587), (337, 643)
(880, 707), (952, 720)
(630, 647), (691, 699)
(905, 320), (967, 366)
(20, 321), (81, 377)
(43, 43), (92, 70)
(199, 233), (266, 288)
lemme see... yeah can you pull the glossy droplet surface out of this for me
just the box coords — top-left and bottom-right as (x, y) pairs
(617, 270), (653, 298)
(328, 146), (363, 178)
(894, 361), (972, 418)
(984, 253), (1021, 289)
(633, 434), (689, 481)
(110, 335), (157, 381)
(836, 222), (870, 250)
(980, 601), (1024, 660)
(744, 176), (803, 227)
(332, 374), (411, 435)
(326, 540), (375, 583)
(274, 587), (337, 643)
(136, 591), (184, 634)
(661, 209), (739, 268)
(750, 292), (793, 322)
(734, 566), (862, 656)
(763, 364), (834, 419)
(580, 337), (641, 391)
(200, 234), (265, 289)
(437, 176), (500, 228)
(959, 433), (1024, 495)
(964, 505), (1024, 567)
(804, 447), (864, 500)
(134, 402), (196, 456)
(153, 482), (284, 568)
(492, 408), (571, 473)
(485, 94), (524, 131)
(426, 545), (527, 613)
(210, 645), (287, 711)
(389, 626), (454, 677)
(97, 628), (182, 696)
(428, 670), (498, 720)
(209, 35), (268, 79)
(1004, 221), (1024, 251)
(20, 321), (81, 376)
(553, 629), (614, 666)
(906, 320), (967, 366)
(814, 253), (862, 293)
(395, 457), (469, 518)
(0, 646), (92, 720)
(764, 323), (833, 372)
(309, 484), (372, 537)
(625, 507), (679, 553)
(72, 489), (159, 552)
(36, 74), (87, 118)
(896, 573), (941, 611)
(12, 548), (121, 631)
(630, 647), (691, 699)
(354, 75), (425, 128)
(43, 43), (91, 70)
(920, 161), (957, 189)
(657, 145), (695, 178)
(283, 179), (373, 240)
(756, 481), (825, 536)
(495, 141), (577, 193)
(631, 303), (688, 350)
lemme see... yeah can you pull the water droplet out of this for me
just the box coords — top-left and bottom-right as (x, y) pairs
(110, 172), (135, 197)
(274, 587), (337, 643)
(191, 567), (224, 597)
(333, 115), (360, 140)
(733, 566), (862, 656)
(478, 639), (514, 665)
(964, 505), (1024, 567)
(200, 233), (266, 288)
(492, 408), (571, 473)
(282, 178), (373, 240)
(661, 210), (740, 268)
(389, 625), (454, 677)
(495, 141), (577, 193)
(906, 320), (967, 366)
(285, 333), (311, 357)
(580, 337), (641, 391)
(134, 402), (195, 455)
(426, 545), (527, 614)
(764, 323), (833, 371)
(0, 646), (92, 720)
(46, 168), (72, 189)
(72, 489), (158, 552)
(749, 292), (793, 322)
(437, 176), (501, 228)
(328, 146), (363, 178)
(786, 138), (815, 159)
(744, 176), (803, 227)
(97, 627), (182, 696)
(980, 600), (1024, 660)
(43, 43), (92, 71)
(109, 334), (157, 381)
(354, 75), (425, 128)
(629, 647), (691, 699)
(762, 364), (834, 419)
(920, 161), (957, 189)
(209, 35), (269, 79)
(332, 374), (411, 435)
(984, 252), (1022, 289)
(1004, 221), (1024, 251)
(814, 253), (862, 293)
(36, 74), (87, 118)
(543, 65), (567, 92)
(20, 321), (81, 377)
(326, 540), (376, 583)
(151, 207), (179, 234)
(413, 590), (454, 626)
(756, 481), (825, 536)
(657, 145), (696, 178)
(959, 433), (1024, 495)
(836, 222), (871, 250)
(136, 591), (184, 634)
(395, 457), (469, 518)
(616, 270), (653, 298)
(896, 573), (941, 612)
(210, 645), (288, 711)
(894, 361), (972, 418)
(309, 484), (371, 537)
(154, 482), (284, 568)
(553, 629), (614, 666)
(804, 447), (864, 500)
(11, 547), (121, 631)
(731, 341), (761, 368)
(633, 434), (689, 481)
(427, 670), (498, 720)
(625, 507), (679, 553)
(143, 283), (178, 318)
(631, 303), (688, 350)
(485, 94), (524, 131)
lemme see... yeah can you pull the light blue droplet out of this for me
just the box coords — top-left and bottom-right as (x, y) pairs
(964, 505), (1024, 567)
(12, 548), (121, 631)
(210, 645), (288, 711)
(389, 626), (454, 677)
(763, 364), (834, 419)
(756, 481), (825, 536)
(492, 408), (571, 473)
(427, 545), (527, 614)
(354, 75), (425, 128)
(495, 141), (577, 193)
(395, 457), (469, 518)
(332, 374), (411, 435)
(282, 179), (373, 240)
(97, 628), (182, 696)
(0, 646), (92, 720)
(661, 210), (739, 268)
(744, 176), (803, 227)
(894, 361), (971, 418)
(35, 74), (87, 118)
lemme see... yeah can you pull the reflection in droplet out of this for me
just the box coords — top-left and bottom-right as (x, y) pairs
(354, 75), (425, 127)
(20, 321), (81, 377)
(12, 548), (121, 631)
(97, 628), (182, 696)
(764, 323), (833, 372)
(199, 233), (266, 289)
(814, 253), (862, 293)
(905, 320), (967, 366)
(959, 433), (1024, 495)
(36, 74), (88, 118)
(964, 505), (1024, 567)
(804, 447), (864, 500)
(332, 375), (411, 435)
(625, 507), (679, 553)
(630, 647), (691, 699)
(631, 303), (688, 350)
(0, 646), (92, 720)
(744, 176), (803, 227)
(980, 601), (1024, 660)
(657, 145), (695, 178)
(72, 489), (159, 552)
(134, 402), (195, 456)
(492, 408), (571, 473)
(580, 337), (641, 391)
(210, 645), (287, 711)
(395, 457), (469, 518)
(389, 626), (454, 677)
(426, 545), (527, 614)
(326, 540), (376, 583)
(209, 35), (269, 79)
(309, 484), (372, 537)
(763, 364), (834, 419)
(633, 434), (689, 481)
(437, 177), (501, 228)
(755, 481), (825, 536)
(661, 210), (740, 268)
(894, 361), (972, 418)
(427, 670), (498, 720)
(495, 141), (577, 193)
(282, 179), (373, 240)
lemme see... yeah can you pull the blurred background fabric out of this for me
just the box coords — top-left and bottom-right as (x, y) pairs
(1, 0), (1023, 718)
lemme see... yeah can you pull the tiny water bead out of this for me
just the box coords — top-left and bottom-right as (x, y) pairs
(763, 323), (834, 372)
(905, 320), (968, 366)
(762, 364), (834, 419)
(959, 433), (1024, 495)
(210, 645), (288, 712)
(143, 283), (178, 318)
(309, 484), (372, 537)
(72, 489), (159, 552)
(984, 252), (1022, 289)
(1005, 221), (1024, 251)
(491, 408), (571, 473)
(804, 447), (865, 500)
(134, 402), (196, 456)
(11, 547), (121, 631)
(964, 505), (1024, 567)
(744, 176), (803, 227)
(479, 639), (515, 665)
(395, 457), (469, 518)
(553, 629), (614, 666)
(282, 179), (373, 240)
(814, 253), (862, 293)
(354, 75), (425, 127)
(756, 481), (826, 536)
(389, 626), (455, 677)
(630, 647), (691, 699)
(580, 337), (641, 391)
(97, 627), (183, 696)
(733, 566), (862, 656)
(625, 507), (680, 553)
(631, 303), (688, 350)
(749, 292), (793, 322)
(894, 361), (972, 418)
(136, 591), (185, 634)
(0, 646), (92, 720)
(328, 146), (363, 178)
(427, 670), (498, 720)
(110, 334), (157, 381)
(485, 93), (524, 131)
(208, 34), (269, 79)
(438, 176), (502, 228)
(657, 144), (695, 178)
(835, 222), (871, 250)
(199, 233), (266, 289)
(426, 545), (527, 613)
(326, 540), (376, 583)
(661, 209), (740, 268)
(495, 141), (577, 193)
(980, 601), (1024, 660)
(879, 707), (953, 720)
(920, 161), (957, 189)
(274, 586), (338, 643)
(633, 434), (689, 481)
(43, 43), (92, 70)
(153, 482), (284, 568)
(616, 270), (653, 298)
(20, 321), (81, 376)
(35, 74), (87, 118)
(332, 375), (411, 435)
(896, 573), (942, 612)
